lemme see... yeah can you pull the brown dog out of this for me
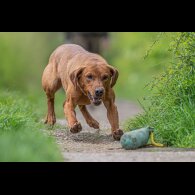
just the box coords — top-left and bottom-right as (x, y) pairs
(42, 44), (123, 140)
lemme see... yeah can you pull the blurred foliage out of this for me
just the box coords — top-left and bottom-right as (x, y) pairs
(0, 32), (66, 118)
(125, 32), (195, 147)
(104, 32), (173, 100)
(0, 32), (173, 119)
(0, 32), (172, 101)
(0, 32), (64, 92)
(0, 32), (174, 125)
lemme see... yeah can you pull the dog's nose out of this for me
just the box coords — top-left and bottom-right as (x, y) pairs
(95, 88), (104, 97)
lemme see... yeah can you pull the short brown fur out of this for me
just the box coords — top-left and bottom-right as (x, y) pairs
(42, 44), (123, 140)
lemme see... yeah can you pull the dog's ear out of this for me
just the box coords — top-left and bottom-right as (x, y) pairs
(108, 65), (119, 88)
(70, 67), (85, 90)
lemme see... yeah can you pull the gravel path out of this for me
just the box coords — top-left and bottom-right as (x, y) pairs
(47, 99), (195, 162)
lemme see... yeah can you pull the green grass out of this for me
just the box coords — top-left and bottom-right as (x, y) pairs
(124, 95), (195, 147)
(0, 90), (63, 161)
(124, 33), (195, 148)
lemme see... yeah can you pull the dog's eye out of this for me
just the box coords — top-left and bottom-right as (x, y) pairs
(102, 75), (108, 81)
(86, 75), (93, 80)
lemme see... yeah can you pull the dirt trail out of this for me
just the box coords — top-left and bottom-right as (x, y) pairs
(48, 99), (195, 162)
(48, 100), (140, 155)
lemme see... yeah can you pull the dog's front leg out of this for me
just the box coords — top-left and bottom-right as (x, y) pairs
(64, 98), (82, 133)
(103, 91), (124, 140)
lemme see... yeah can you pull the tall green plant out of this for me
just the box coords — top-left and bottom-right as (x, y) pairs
(125, 32), (195, 147)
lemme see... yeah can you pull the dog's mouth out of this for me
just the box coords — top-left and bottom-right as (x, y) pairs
(87, 92), (102, 106)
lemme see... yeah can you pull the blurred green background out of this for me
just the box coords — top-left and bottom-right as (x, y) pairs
(0, 32), (172, 103)
(0, 32), (172, 161)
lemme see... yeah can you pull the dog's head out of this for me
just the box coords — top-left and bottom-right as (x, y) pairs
(70, 64), (118, 106)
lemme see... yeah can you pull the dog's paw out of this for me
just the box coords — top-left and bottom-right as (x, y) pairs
(88, 120), (100, 129)
(112, 129), (124, 141)
(70, 122), (82, 134)
(44, 116), (56, 125)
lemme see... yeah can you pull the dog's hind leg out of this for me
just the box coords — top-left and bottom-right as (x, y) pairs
(42, 64), (62, 125)
(79, 105), (99, 129)
(44, 93), (56, 125)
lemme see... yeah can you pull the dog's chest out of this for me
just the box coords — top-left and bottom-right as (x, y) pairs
(76, 95), (91, 105)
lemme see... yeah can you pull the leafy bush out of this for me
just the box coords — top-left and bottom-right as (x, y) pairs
(124, 32), (195, 147)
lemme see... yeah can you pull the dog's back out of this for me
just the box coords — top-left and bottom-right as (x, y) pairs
(48, 44), (86, 67)
(49, 44), (106, 70)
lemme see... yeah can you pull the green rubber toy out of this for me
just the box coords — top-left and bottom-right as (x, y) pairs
(120, 126), (155, 150)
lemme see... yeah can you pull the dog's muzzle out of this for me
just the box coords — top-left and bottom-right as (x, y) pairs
(88, 92), (103, 106)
